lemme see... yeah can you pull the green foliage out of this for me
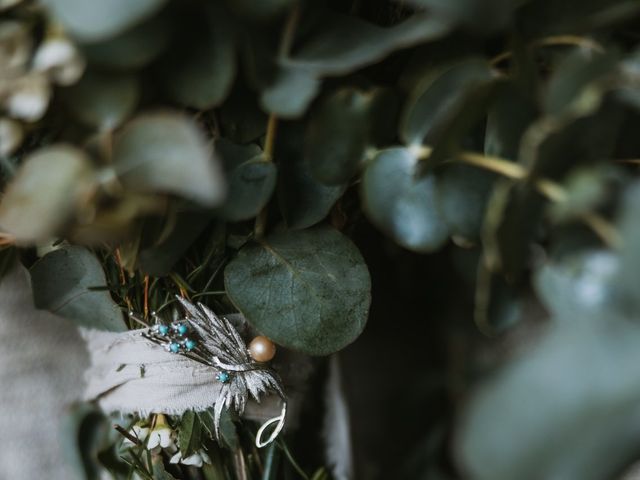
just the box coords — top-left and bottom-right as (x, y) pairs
(30, 245), (126, 331)
(6, 0), (640, 478)
(225, 227), (370, 355)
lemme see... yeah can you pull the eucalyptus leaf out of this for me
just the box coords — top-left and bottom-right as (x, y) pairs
(457, 317), (640, 480)
(81, 13), (172, 69)
(544, 50), (617, 116)
(534, 250), (621, 321)
(113, 111), (226, 206)
(400, 58), (494, 147)
(260, 66), (321, 118)
(61, 70), (139, 130)
(224, 227), (371, 355)
(290, 13), (452, 76)
(279, 123), (346, 229)
(436, 164), (496, 240)
(404, 0), (522, 32)
(306, 88), (373, 185)
(0, 145), (95, 244)
(43, 0), (170, 42)
(30, 245), (126, 331)
(163, 4), (236, 109)
(361, 147), (449, 252)
(215, 139), (276, 222)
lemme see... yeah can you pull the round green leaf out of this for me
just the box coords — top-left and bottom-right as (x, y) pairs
(30, 245), (126, 331)
(306, 88), (372, 185)
(400, 58), (494, 146)
(534, 250), (621, 321)
(361, 147), (449, 252)
(215, 139), (276, 221)
(279, 131), (346, 229)
(260, 66), (321, 118)
(113, 111), (226, 206)
(61, 70), (139, 130)
(81, 13), (172, 69)
(43, 0), (169, 42)
(457, 317), (640, 480)
(0, 145), (95, 244)
(224, 227), (371, 355)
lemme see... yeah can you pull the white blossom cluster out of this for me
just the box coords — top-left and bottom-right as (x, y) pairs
(0, 0), (84, 156)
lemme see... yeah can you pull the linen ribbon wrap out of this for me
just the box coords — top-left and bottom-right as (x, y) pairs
(0, 263), (312, 479)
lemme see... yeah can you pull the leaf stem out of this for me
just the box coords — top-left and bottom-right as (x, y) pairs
(254, 6), (300, 239)
(490, 34), (605, 66)
(454, 151), (621, 248)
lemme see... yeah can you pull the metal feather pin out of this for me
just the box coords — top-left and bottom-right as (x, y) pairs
(139, 296), (287, 448)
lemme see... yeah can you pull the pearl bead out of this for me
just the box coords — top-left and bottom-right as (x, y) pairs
(248, 336), (276, 362)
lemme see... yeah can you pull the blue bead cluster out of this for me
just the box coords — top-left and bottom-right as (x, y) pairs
(152, 321), (197, 353)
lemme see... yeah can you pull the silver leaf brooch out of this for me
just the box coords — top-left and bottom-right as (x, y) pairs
(138, 297), (287, 448)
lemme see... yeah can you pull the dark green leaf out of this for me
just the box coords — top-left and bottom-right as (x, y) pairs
(218, 409), (238, 450)
(436, 164), (496, 240)
(405, 0), (522, 32)
(61, 70), (139, 130)
(457, 317), (640, 480)
(163, 4), (236, 109)
(260, 66), (321, 118)
(138, 210), (213, 276)
(30, 245), (126, 331)
(544, 50), (617, 116)
(482, 180), (543, 277)
(43, 0), (169, 42)
(113, 111), (226, 206)
(484, 84), (537, 160)
(224, 226), (371, 355)
(306, 88), (373, 185)
(0, 145), (96, 243)
(152, 455), (178, 480)
(81, 13), (173, 69)
(361, 147), (449, 252)
(534, 250), (621, 321)
(278, 123), (346, 229)
(215, 139), (277, 222)
(400, 58), (494, 147)
(291, 13), (452, 76)
(179, 410), (202, 457)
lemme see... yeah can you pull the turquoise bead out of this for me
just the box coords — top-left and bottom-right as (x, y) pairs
(169, 343), (180, 353)
(177, 324), (188, 335)
(158, 325), (169, 335)
(185, 339), (196, 351)
(216, 372), (230, 383)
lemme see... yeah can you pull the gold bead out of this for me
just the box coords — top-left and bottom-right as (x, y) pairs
(248, 335), (276, 362)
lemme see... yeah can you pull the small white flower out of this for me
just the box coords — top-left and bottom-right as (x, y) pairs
(169, 449), (211, 468)
(147, 425), (174, 450)
(122, 424), (149, 447)
(4, 74), (50, 121)
(33, 38), (85, 85)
